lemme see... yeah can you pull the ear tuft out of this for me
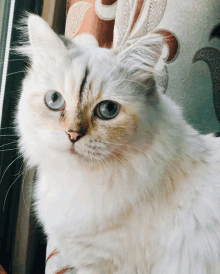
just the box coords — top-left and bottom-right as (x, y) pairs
(27, 14), (66, 58)
(12, 11), (32, 57)
(116, 34), (164, 80)
(14, 14), (66, 61)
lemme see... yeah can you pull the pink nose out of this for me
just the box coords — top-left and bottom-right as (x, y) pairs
(67, 131), (80, 141)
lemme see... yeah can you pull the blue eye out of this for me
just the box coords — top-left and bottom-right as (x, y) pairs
(45, 91), (65, 111)
(96, 100), (119, 120)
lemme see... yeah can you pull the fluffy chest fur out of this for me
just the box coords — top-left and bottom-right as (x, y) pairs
(17, 14), (220, 274)
(34, 142), (220, 273)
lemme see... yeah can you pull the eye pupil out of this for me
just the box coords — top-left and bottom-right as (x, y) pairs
(52, 92), (59, 102)
(107, 102), (115, 112)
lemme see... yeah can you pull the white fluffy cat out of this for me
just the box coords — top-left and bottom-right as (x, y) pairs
(16, 14), (220, 274)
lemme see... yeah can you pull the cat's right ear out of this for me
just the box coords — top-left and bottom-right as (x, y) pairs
(115, 34), (164, 81)
(16, 14), (66, 62)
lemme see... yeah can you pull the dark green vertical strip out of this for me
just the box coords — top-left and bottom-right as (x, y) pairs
(0, 1), (43, 273)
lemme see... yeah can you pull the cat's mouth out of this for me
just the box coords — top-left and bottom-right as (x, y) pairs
(69, 139), (124, 162)
(69, 143), (109, 161)
(70, 144), (78, 155)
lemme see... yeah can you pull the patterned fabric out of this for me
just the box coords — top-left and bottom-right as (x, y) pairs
(65, 0), (117, 47)
(46, 0), (220, 273)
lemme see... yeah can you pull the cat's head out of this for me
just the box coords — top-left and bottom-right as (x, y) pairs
(16, 14), (163, 167)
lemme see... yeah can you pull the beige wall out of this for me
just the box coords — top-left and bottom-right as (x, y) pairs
(42, 0), (56, 27)
(42, 0), (66, 34)
(0, 0), (6, 36)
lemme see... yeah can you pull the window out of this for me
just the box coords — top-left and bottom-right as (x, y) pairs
(0, 1), (45, 273)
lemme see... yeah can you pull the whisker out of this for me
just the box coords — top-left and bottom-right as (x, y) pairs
(110, 76), (149, 91)
(98, 149), (128, 199)
(89, 147), (119, 177)
(0, 141), (17, 148)
(103, 148), (149, 179)
(103, 154), (115, 168)
(0, 134), (17, 137)
(88, 154), (94, 173)
(0, 154), (22, 187)
(6, 70), (26, 77)
(102, 143), (153, 177)
(114, 146), (137, 158)
(108, 152), (127, 166)
(95, 155), (104, 173)
(105, 56), (122, 81)
(13, 160), (25, 177)
(103, 141), (146, 154)
(0, 126), (16, 130)
(98, 155), (123, 191)
(2, 156), (24, 211)
(0, 148), (17, 152)
(96, 154), (110, 174)
(101, 147), (129, 167)
(120, 79), (148, 89)
(0, 138), (15, 143)
(21, 166), (30, 212)
(0, 59), (24, 65)
(102, 155), (118, 176)
(100, 148), (117, 168)
(3, 167), (26, 211)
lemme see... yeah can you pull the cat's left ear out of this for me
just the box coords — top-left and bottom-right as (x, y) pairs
(116, 34), (163, 81)
(27, 14), (66, 61)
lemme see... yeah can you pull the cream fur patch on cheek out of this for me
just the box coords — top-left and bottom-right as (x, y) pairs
(90, 106), (138, 144)
(26, 92), (67, 129)
(27, 93), (45, 116)
(108, 112), (139, 143)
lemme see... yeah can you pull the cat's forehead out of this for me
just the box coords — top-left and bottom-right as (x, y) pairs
(74, 45), (114, 81)
(64, 46), (116, 102)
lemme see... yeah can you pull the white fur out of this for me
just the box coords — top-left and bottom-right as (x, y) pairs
(16, 15), (220, 273)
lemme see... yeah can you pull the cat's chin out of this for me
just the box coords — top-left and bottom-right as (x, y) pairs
(70, 144), (78, 155)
